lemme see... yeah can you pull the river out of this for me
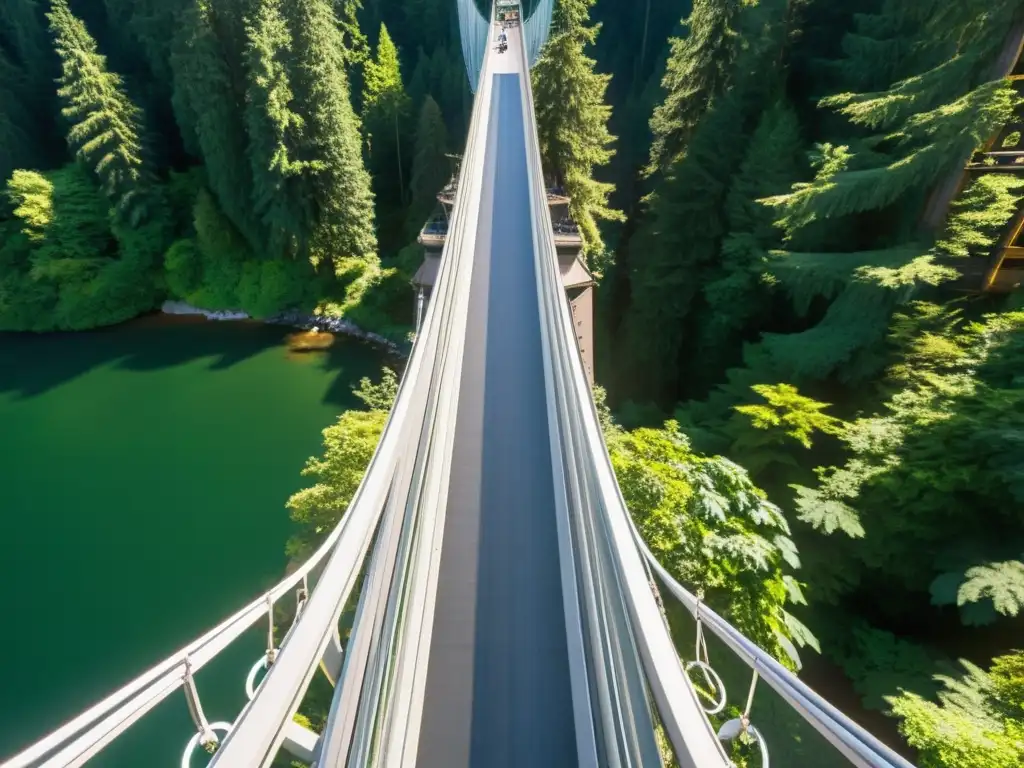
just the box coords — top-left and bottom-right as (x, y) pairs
(0, 318), (387, 766)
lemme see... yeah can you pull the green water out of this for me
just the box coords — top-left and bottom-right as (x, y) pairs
(0, 320), (386, 765)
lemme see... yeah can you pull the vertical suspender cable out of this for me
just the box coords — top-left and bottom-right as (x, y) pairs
(523, 0), (554, 66)
(457, 0), (490, 91)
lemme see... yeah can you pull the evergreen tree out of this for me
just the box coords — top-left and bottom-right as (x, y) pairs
(244, 0), (314, 259)
(407, 96), (448, 236)
(171, 0), (257, 244)
(48, 0), (153, 225)
(647, 0), (741, 175)
(118, 0), (192, 92)
(284, 0), (377, 272)
(532, 0), (621, 271)
(362, 23), (412, 250)
(620, 89), (748, 402)
(693, 100), (805, 386)
(336, 0), (370, 69)
(0, 0), (53, 94)
(0, 48), (40, 183)
(753, 0), (1024, 385)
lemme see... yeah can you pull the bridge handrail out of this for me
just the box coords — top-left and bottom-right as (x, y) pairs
(514, 15), (918, 768)
(3, 470), (358, 767)
(515, 29), (730, 768)
(635, 539), (918, 768)
(6, 18), (498, 764)
(205, 27), (500, 764)
(316, 26), (499, 762)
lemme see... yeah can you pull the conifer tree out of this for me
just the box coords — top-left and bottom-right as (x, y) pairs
(0, 0), (53, 95)
(48, 0), (152, 225)
(0, 49), (39, 182)
(171, 0), (258, 247)
(620, 0), (787, 402)
(621, 89), (748, 401)
(362, 24), (411, 250)
(647, 0), (741, 175)
(116, 0), (191, 91)
(284, 0), (377, 272)
(754, 0), (1024, 384)
(336, 0), (370, 70)
(407, 96), (449, 235)
(693, 100), (805, 386)
(244, 0), (313, 259)
(532, 0), (621, 271)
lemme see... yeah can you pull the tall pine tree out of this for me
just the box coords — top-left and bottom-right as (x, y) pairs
(244, 0), (313, 259)
(48, 0), (152, 225)
(362, 23), (411, 251)
(620, 0), (792, 402)
(532, 0), (621, 272)
(693, 100), (805, 387)
(171, 0), (257, 245)
(284, 0), (377, 273)
(647, 0), (741, 176)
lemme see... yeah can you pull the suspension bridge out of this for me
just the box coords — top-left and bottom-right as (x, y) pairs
(3, 3), (919, 767)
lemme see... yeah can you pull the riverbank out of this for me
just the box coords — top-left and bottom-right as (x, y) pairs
(160, 301), (405, 356)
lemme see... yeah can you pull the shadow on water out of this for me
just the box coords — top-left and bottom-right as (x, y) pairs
(0, 315), (401, 408)
(0, 315), (400, 766)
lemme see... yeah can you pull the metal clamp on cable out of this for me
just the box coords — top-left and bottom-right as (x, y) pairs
(717, 667), (770, 767)
(181, 656), (229, 764)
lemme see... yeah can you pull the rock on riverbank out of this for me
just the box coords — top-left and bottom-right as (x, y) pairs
(160, 301), (402, 354)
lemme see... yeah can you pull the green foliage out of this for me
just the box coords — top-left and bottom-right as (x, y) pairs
(602, 413), (815, 669)
(695, 100), (805, 384)
(362, 24), (412, 251)
(7, 169), (54, 239)
(49, 0), (153, 225)
(164, 238), (201, 299)
(362, 24), (405, 117)
(532, 0), (622, 270)
(936, 174), (1024, 260)
(792, 306), (1024, 620)
(790, 485), (864, 539)
(648, 0), (741, 175)
(889, 651), (1024, 768)
(621, 0), (804, 403)
(936, 561), (1024, 626)
(286, 368), (395, 558)
(171, 0), (257, 244)
(0, 163), (167, 331)
(244, 0), (315, 259)
(823, 617), (947, 713)
(285, 0), (378, 272)
(732, 383), (843, 449)
(335, 0), (369, 69)
(354, 366), (398, 410)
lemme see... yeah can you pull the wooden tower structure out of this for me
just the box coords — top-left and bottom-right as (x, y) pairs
(926, 26), (1024, 293)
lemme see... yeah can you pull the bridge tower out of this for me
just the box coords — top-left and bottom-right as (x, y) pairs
(414, 171), (596, 384)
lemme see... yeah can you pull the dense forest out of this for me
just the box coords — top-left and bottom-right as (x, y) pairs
(0, 0), (469, 339)
(3, 0), (1023, 765)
